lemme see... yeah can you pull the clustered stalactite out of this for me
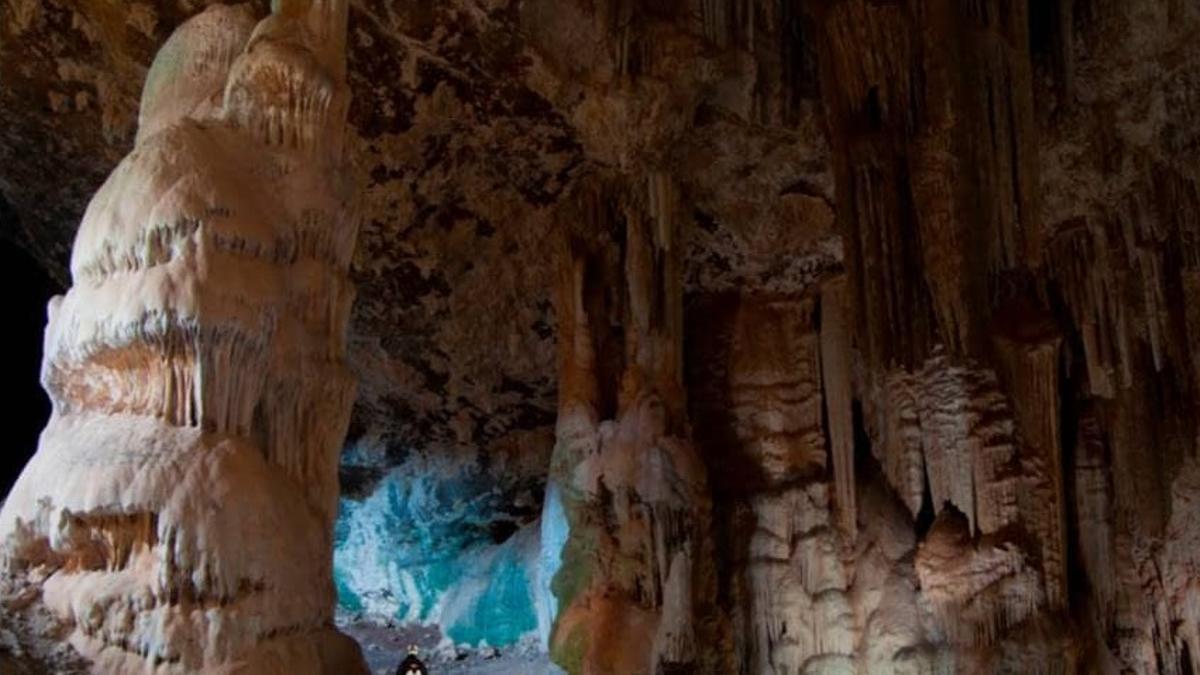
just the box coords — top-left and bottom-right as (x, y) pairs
(535, 0), (1200, 673)
(0, 2), (367, 673)
(793, 0), (1198, 671)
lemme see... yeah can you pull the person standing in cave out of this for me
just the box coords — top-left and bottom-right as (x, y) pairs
(396, 646), (428, 675)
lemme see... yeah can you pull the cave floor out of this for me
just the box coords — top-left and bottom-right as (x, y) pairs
(342, 620), (563, 675)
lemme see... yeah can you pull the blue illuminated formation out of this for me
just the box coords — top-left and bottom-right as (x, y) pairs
(439, 533), (539, 645)
(333, 467), (543, 647)
(535, 483), (569, 646)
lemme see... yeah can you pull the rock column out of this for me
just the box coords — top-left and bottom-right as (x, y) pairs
(0, 2), (365, 673)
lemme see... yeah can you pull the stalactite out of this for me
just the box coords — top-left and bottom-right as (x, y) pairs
(821, 276), (856, 538)
(915, 354), (1020, 536)
(994, 318), (1068, 609)
(862, 369), (927, 519)
(4, 0), (1199, 672)
(1074, 405), (1115, 627)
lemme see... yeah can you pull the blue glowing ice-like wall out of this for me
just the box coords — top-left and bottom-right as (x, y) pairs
(333, 467), (544, 647)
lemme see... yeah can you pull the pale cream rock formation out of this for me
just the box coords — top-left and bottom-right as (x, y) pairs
(702, 291), (938, 675)
(0, 2), (365, 673)
(716, 295), (852, 673)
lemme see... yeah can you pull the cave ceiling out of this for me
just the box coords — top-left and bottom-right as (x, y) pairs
(2, 0), (1198, 502)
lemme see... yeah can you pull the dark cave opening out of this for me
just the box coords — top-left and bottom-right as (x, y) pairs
(914, 454), (937, 539)
(850, 398), (873, 483)
(0, 237), (60, 499)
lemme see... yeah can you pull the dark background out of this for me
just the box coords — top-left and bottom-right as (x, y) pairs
(2, 237), (60, 499)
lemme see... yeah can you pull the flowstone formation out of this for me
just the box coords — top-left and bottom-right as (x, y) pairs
(0, 1), (366, 673)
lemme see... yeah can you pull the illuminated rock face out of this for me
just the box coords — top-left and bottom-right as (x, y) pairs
(0, 2), (365, 673)
(332, 467), (543, 647)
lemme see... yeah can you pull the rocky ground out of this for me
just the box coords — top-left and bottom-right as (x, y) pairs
(1, 571), (558, 675)
(341, 620), (563, 675)
(0, 608), (562, 675)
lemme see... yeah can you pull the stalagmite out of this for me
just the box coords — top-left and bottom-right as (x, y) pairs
(543, 174), (709, 674)
(916, 510), (1044, 648)
(685, 291), (853, 673)
(0, 2), (365, 673)
(1165, 460), (1200, 675)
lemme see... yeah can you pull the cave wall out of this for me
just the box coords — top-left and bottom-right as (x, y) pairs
(2, 0), (1200, 673)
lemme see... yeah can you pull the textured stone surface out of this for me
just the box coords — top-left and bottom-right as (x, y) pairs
(0, 2), (366, 672)
(545, 172), (712, 673)
(5, 0), (1200, 674)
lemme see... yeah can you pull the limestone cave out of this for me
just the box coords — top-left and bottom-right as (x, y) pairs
(1, 1), (1198, 673)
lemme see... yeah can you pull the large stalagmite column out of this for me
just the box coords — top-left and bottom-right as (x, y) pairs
(543, 173), (710, 674)
(0, 2), (366, 673)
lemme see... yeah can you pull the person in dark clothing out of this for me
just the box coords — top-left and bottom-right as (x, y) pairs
(396, 646), (428, 675)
